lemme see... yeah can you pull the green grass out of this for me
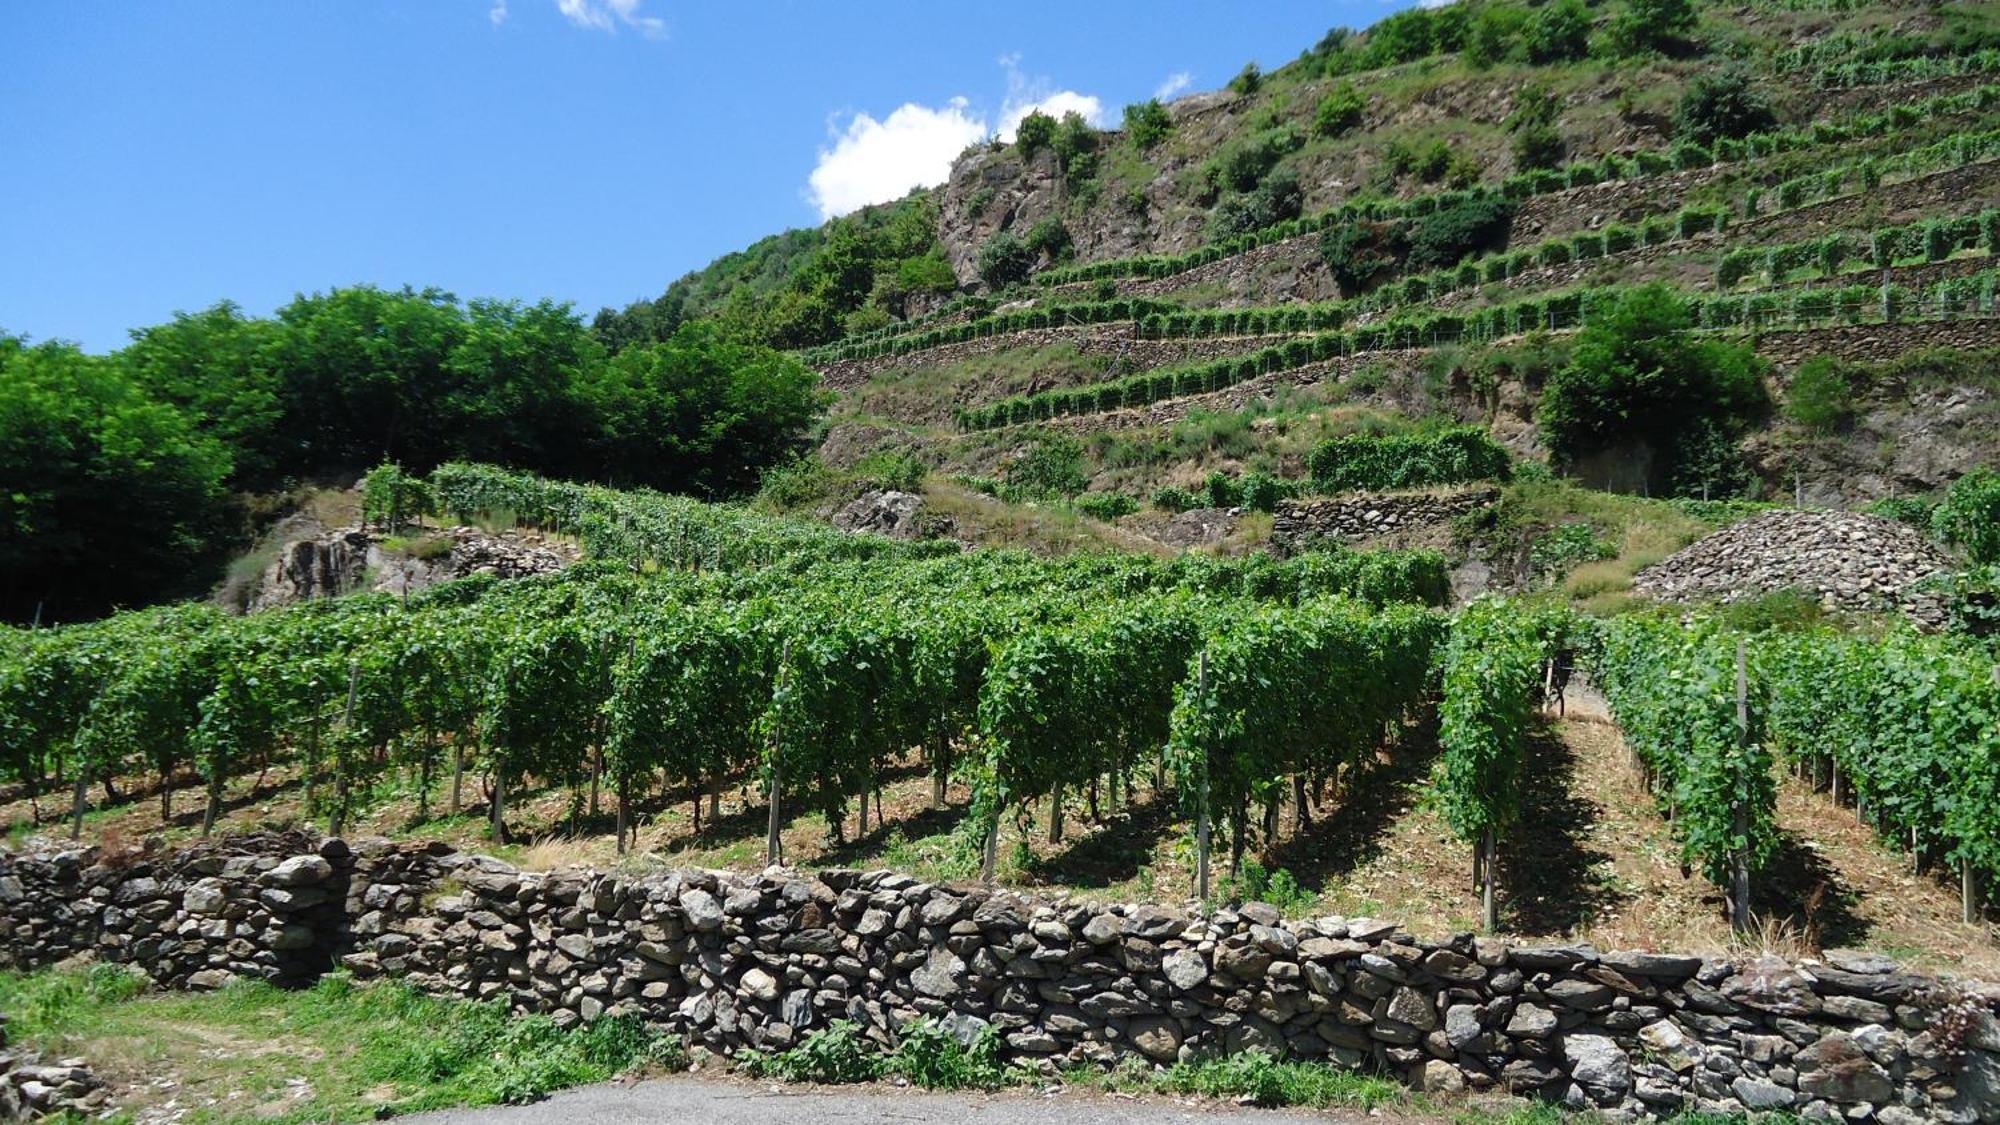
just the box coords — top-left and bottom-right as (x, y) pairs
(0, 966), (680, 1124)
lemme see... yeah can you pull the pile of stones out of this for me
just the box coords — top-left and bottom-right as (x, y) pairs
(1633, 509), (1951, 622)
(0, 1017), (109, 1120)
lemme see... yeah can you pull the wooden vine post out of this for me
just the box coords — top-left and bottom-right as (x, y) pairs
(1730, 640), (1753, 933)
(1481, 826), (1498, 934)
(765, 640), (789, 868)
(329, 661), (361, 837)
(1196, 650), (1212, 904)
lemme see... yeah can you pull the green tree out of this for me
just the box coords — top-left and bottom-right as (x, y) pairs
(1608, 0), (1695, 57)
(1674, 71), (1776, 144)
(1527, 0), (1592, 63)
(1024, 217), (1075, 264)
(1228, 63), (1262, 95)
(1015, 111), (1057, 156)
(576, 322), (827, 497)
(120, 301), (284, 489)
(977, 232), (1036, 290)
(1464, 4), (1527, 67)
(1313, 82), (1367, 138)
(1538, 285), (1769, 495)
(1122, 99), (1174, 149)
(0, 336), (233, 621)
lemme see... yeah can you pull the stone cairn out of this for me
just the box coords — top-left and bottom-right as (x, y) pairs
(1, 833), (1996, 1122)
(1633, 509), (1951, 624)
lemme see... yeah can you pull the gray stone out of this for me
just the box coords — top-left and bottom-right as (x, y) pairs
(1731, 1076), (1798, 1110)
(1639, 1020), (1703, 1072)
(1163, 948), (1208, 991)
(1796, 1032), (1893, 1104)
(740, 967), (780, 1002)
(182, 878), (230, 915)
(681, 889), (723, 932)
(1128, 1017), (1181, 1061)
(1507, 1004), (1559, 1039)
(911, 947), (966, 998)
(266, 855), (333, 886)
(1563, 1034), (1632, 1093)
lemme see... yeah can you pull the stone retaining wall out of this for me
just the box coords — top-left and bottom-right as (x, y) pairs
(1271, 489), (1501, 555)
(2, 835), (1996, 1121)
(815, 326), (1291, 391)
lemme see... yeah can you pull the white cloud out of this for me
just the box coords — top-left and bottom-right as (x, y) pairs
(1154, 72), (1193, 100)
(803, 56), (1106, 221)
(555, 0), (665, 37)
(488, 0), (508, 26)
(998, 90), (1106, 140)
(994, 53), (1106, 140)
(807, 98), (989, 221)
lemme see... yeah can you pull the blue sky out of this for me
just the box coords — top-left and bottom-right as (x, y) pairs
(4, 2), (1417, 352)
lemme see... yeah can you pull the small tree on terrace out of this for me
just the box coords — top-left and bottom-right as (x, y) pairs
(976, 232), (1036, 290)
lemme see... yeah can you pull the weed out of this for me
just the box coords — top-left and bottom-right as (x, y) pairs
(744, 1020), (883, 1084)
(889, 1020), (1009, 1089)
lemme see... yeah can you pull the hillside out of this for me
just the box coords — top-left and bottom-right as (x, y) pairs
(9, 4), (2000, 1123)
(607, 0), (2000, 601)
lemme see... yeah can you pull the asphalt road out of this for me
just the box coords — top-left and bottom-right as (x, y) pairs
(402, 1076), (1409, 1124)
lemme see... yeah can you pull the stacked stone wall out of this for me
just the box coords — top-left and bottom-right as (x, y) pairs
(2, 835), (1995, 1121)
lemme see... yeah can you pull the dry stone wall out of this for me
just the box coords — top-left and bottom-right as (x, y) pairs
(1271, 489), (1501, 555)
(3, 834), (1996, 1122)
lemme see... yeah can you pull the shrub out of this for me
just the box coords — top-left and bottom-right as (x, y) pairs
(1152, 485), (1200, 512)
(1784, 356), (1856, 434)
(1527, 0), (1591, 63)
(1024, 217), (1074, 265)
(852, 450), (929, 492)
(976, 232), (1035, 289)
(1320, 221), (1408, 294)
(1006, 434), (1088, 498)
(1015, 111), (1056, 156)
(1674, 71), (1777, 144)
(1053, 112), (1099, 181)
(1314, 82), (1366, 138)
(1229, 62), (1262, 95)
(1073, 491), (1139, 521)
(1538, 284), (1770, 495)
(1307, 427), (1513, 492)
(1512, 124), (1566, 171)
(1240, 471), (1297, 513)
(1934, 467), (2000, 565)
(1123, 98), (1173, 149)
(1465, 3), (1527, 67)
(1405, 196), (1514, 271)
(748, 1021), (881, 1084)
(890, 1021), (1007, 1090)
(1607, 0), (1697, 57)
(362, 462), (438, 530)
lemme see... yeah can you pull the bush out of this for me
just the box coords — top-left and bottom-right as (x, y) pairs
(976, 232), (1036, 290)
(1073, 491), (1139, 521)
(852, 450), (928, 492)
(1024, 218), (1074, 265)
(1527, 0), (1592, 63)
(1320, 222), (1408, 294)
(1005, 434), (1088, 498)
(1313, 82), (1366, 138)
(890, 1021), (1007, 1090)
(748, 1021), (882, 1084)
(1607, 0), (1696, 57)
(1209, 169), (1303, 239)
(1538, 284), (1770, 496)
(1674, 71), (1777, 144)
(1152, 485), (1200, 512)
(1123, 99), (1173, 149)
(1512, 124), (1566, 172)
(1406, 196), (1516, 271)
(1015, 111), (1056, 156)
(1229, 63), (1262, 95)
(1784, 356), (1856, 434)
(1307, 427), (1513, 492)
(1934, 467), (2000, 565)
(362, 462), (438, 530)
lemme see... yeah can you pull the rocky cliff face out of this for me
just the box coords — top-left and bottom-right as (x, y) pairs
(239, 524), (578, 612)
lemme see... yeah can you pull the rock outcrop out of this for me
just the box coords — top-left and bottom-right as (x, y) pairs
(3, 834), (1996, 1122)
(1632, 510), (1951, 622)
(244, 524), (578, 611)
(831, 491), (954, 541)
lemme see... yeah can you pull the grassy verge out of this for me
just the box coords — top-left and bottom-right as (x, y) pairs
(0, 966), (680, 1124)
